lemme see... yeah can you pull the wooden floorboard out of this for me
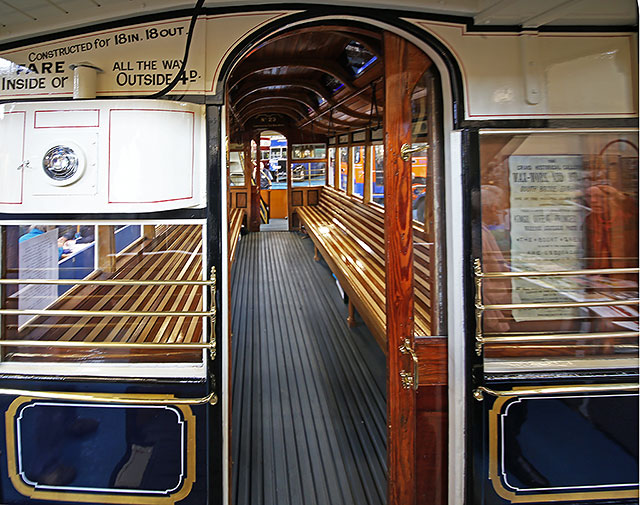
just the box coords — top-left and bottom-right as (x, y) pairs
(231, 231), (387, 505)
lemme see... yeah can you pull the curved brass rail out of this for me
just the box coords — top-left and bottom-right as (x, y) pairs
(474, 383), (639, 401)
(0, 388), (217, 405)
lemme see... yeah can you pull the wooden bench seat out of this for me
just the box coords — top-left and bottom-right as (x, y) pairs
(3, 225), (205, 362)
(229, 208), (245, 265)
(297, 187), (433, 350)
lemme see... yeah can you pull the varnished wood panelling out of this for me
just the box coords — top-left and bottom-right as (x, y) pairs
(307, 189), (319, 206)
(291, 190), (303, 207)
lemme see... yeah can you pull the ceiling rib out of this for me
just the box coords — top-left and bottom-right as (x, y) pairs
(1, 0), (38, 21)
(474, 0), (513, 25)
(522, 0), (586, 28)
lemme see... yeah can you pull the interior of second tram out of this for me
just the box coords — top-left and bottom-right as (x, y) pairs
(223, 22), (449, 505)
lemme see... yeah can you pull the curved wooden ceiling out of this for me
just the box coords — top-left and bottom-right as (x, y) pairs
(227, 25), (384, 138)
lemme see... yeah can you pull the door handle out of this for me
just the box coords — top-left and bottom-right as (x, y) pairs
(399, 338), (419, 390)
(400, 142), (429, 161)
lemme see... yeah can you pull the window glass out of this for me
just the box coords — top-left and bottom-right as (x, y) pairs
(291, 144), (326, 159)
(292, 162), (326, 187)
(338, 147), (348, 192)
(1, 223), (206, 364)
(478, 131), (639, 366)
(352, 146), (365, 198)
(410, 66), (445, 337)
(328, 148), (336, 187)
(229, 150), (245, 186)
(372, 145), (384, 206)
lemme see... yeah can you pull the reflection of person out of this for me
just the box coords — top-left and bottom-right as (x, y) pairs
(58, 231), (75, 259)
(584, 183), (636, 269)
(18, 225), (46, 243)
(481, 185), (511, 333)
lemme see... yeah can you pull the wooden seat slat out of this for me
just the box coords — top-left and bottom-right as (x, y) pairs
(229, 208), (245, 265)
(16, 225), (205, 351)
(297, 187), (434, 345)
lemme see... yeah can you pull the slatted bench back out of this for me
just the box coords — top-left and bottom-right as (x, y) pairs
(297, 187), (433, 344)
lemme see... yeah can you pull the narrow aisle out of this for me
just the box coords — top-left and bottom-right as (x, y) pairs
(231, 231), (387, 505)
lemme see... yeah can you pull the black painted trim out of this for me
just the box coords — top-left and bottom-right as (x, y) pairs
(0, 208), (207, 221)
(461, 128), (482, 505)
(205, 104), (223, 505)
(460, 117), (639, 129)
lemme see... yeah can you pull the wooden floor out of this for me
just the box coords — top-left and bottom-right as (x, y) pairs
(231, 231), (387, 505)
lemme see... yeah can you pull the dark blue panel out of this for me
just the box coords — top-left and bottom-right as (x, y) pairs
(58, 244), (95, 296)
(115, 225), (141, 253)
(500, 393), (638, 492)
(18, 403), (182, 492)
(0, 379), (211, 505)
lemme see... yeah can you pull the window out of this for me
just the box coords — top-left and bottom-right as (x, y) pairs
(291, 144), (327, 187)
(352, 146), (365, 198)
(372, 144), (384, 206)
(338, 147), (348, 192)
(0, 223), (207, 364)
(478, 130), (639, 365)
(229, 150), (245, 186)
(328, 148), (336, 187)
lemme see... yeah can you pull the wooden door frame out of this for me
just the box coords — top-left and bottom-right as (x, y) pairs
(383, 31), (432, 505)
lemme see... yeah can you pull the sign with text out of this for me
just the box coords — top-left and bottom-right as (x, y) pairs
(0, 12), (292, 99)
(509, 155), (586, 321)
(18, 229), (59, 328)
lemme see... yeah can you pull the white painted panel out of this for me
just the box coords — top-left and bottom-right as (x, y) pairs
(546, 50), (632, 113)
(0, 99), (205, 214)
(34, 108), (100, 128)
(108, 108), (194, 204)
(408, 20), (637, 119)
(0, 110), (25, 204)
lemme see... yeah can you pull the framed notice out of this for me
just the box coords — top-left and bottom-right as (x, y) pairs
(508, 155), (586, 321)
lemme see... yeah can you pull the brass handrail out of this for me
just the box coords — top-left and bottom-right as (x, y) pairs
(0, 268), (218, 360)
(0, 278), (212, 286)
(474, 383), (639, 401)
(0, 388), (217, 405)
(481, 299), (639, 311)
(0, 340), (213, 349)
(0, 309), (212, 317)
(482, 330), (639, 344)
(477, 267), (639, 279)
(472, 258), (639, 356)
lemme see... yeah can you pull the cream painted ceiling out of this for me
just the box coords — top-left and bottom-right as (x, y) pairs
(0, 0), (637, 45)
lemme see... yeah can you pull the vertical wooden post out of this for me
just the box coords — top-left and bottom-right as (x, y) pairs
(384, 31), (431, 505)
(245, 138), (260, 232)
(142, 225), (156, 240)
(347, 300), (356, 327)
(97, 225), (116, 274)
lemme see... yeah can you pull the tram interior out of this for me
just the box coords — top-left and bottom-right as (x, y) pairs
(0, 14), (637, 505)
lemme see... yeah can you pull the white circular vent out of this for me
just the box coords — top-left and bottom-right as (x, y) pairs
(42, 144), (86, 186)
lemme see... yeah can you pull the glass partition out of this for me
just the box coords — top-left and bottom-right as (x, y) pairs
(478, 130), (639, 366)
(229, 150), (245, 186)
(372, 144), (384, 206)
(328, 147), (336, 187)
(0, 223), (208, 364)
(338, 147), (348, 192)
(352, 146), (365, 198)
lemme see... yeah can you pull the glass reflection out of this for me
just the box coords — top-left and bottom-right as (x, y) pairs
(1, 224), (206, 363)
(479, 132), (639, 361)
